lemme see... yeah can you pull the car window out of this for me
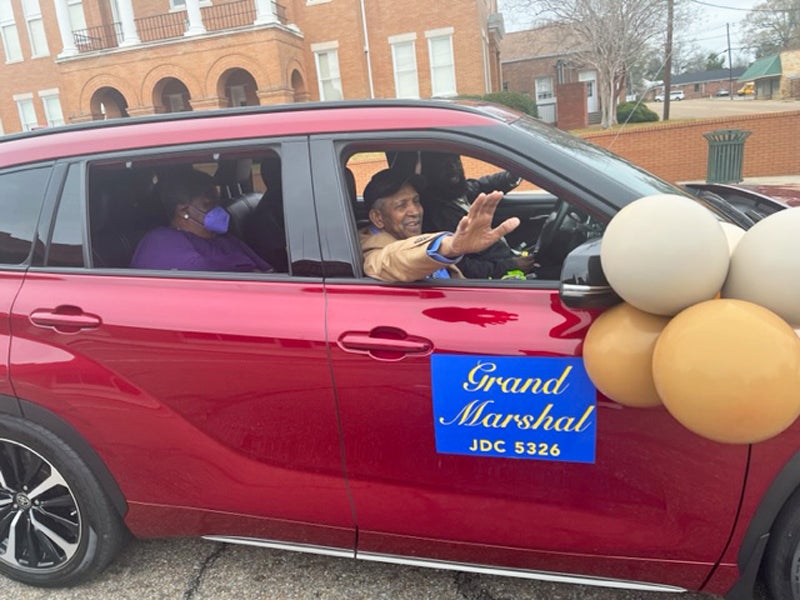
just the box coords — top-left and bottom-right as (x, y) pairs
(84, 149), (288, 276)
(47, 164), (85, 268)
(346, 146), (605, 283)
(0, 165), (50, 266)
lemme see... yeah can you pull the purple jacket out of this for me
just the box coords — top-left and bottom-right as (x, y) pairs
(130, 227), (273, 273)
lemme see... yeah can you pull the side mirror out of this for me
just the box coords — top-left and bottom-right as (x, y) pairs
(559, 238), (622, 309)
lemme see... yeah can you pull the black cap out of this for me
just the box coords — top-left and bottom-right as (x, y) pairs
(363, 168), (425, 211)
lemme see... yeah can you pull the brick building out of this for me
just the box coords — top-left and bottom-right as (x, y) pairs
(0, 0), (504, 133)
(499, 24), (596, 128)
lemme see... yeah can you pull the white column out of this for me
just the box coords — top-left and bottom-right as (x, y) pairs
(184, 0), (207, 36)
(254, 0), (278, 25)
(116, 0), (141, 47)
(53, 0), (78, 57)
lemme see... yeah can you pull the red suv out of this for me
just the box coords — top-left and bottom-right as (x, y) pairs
(0, 100), (792, 600)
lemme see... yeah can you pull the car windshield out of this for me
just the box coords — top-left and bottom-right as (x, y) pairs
(510, 113), (684, 204)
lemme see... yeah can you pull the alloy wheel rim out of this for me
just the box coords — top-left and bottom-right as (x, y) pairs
(0, 438), (80, 572)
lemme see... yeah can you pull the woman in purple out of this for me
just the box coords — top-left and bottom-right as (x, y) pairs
(131, 169), (273, 273)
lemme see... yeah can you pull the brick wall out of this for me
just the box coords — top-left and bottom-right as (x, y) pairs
(556, 82), (587, 130)
(579, 111), (800, 183)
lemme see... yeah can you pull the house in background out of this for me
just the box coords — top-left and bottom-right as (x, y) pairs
(738, 50), (800, 100)
(0, 0), (504, 134)
(499, 24), (598, 128)
(652, 67), (747, 100)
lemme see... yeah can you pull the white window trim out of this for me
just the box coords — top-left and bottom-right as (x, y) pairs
(310, 40), (338, 53)
(390, 39), (419, 99)
(425, 26), (454, 39)
(312, 43), (343, 101)
(1, 0), (23, 63)
(306, 0), (332, 5)
(22, 0), (48, 57)
(14, 93), (38, 131)
(427, 32), (457, 98)
(38, 89), (65, 127)
(388, 32), (416, 45)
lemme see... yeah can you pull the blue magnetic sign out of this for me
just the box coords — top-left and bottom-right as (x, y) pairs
(431, 354), (596, 463)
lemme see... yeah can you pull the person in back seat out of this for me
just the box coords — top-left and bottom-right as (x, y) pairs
(130, 169), (273, 273)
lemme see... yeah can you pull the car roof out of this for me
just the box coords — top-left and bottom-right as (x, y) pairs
(0, 100), (517, 169)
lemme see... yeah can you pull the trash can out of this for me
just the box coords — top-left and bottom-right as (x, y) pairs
(703, 129), (751, 184)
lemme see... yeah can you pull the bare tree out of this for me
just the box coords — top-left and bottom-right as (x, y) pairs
(503, 0), (665, 128)
(742, 0), (800, 57)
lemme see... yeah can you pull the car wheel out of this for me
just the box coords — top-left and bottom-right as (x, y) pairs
(764, 488), (800, 599)
(0, 416), (127, 587)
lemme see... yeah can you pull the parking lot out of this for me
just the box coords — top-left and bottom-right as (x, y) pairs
(643, 96), (800, 120)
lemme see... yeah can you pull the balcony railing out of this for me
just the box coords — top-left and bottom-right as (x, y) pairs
(72, 22), (123, 52)
(71, 0), (287, 54)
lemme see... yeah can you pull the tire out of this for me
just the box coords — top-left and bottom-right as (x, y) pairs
(0, 415), (128, 587)
(764, 487), (800, 600)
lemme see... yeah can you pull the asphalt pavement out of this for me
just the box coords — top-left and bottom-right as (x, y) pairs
(0, 537), (731, 600)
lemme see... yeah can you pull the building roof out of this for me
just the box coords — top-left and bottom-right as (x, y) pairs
(671, 67), (747, 85)
(499, 24), (583, 63)
(738, 55), (782, 82)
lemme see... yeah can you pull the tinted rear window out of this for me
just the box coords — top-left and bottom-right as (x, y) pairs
(0, 166), (49, 265)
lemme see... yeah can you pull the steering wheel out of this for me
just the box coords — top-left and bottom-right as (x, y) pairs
(533, 199), (570, 257)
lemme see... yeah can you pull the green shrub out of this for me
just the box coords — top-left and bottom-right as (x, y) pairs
(617, 101), (659, 124)
(455, 91), (538, 118)
(481, 92), (538, 118)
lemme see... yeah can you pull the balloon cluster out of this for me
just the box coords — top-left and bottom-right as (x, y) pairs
(583, 194), (800, 444)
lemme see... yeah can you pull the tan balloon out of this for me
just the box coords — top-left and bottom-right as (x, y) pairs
(719, 222), (745, 254)
(722, 207), (800, 327)
(601, 194), (730, 316)
(583, 303), (670, 407)
(653, 299), (800, 444)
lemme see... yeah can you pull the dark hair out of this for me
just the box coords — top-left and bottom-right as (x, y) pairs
(158, 168), (217, 216)
(363, 168), (426, 212)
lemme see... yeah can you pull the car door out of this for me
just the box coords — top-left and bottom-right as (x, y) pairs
(311, 134), (749, 589)
(9, 142), (353, 549)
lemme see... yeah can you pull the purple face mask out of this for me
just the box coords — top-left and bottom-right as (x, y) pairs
(188, 204), (230, 234)
(202, 206), (230, 234)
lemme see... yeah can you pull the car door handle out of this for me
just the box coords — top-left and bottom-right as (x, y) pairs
(29, 306), (102, 333)
(338, 328), (433, 360)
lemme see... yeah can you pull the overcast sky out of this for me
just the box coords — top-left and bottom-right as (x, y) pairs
(498, 0), (759, 63)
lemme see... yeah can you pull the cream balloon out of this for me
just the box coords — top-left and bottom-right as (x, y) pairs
(653, 299), (800, 444)
(722, 207), (800, 327)
(601, 195), (730, 316)
(583, 303), (670, 407)
(719, 222), (745, 254)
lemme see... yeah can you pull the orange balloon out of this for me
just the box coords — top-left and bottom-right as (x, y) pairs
(583, 303), (671, 407)
(653, 299), (800, 444)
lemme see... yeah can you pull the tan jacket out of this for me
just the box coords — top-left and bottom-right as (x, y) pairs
(360, 229), (463, 282)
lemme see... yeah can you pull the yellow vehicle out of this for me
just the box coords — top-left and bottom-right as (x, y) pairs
(737, 82), (755, 96)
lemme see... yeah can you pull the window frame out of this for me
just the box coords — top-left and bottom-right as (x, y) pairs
(21, 0), (48, 57)
(310, 129), (600, 287)
(312, 42), (343, 101)
(39, 89), (65, 127)
(426, 28), (457, 98)
(389, 33), (419, 99)
(37, 138), (322, 280)
(0, 0), (23, 63)
(14, 93), (38, 131)
(0, 161), (58, 268)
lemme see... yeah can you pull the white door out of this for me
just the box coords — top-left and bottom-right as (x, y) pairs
(535, 76), (557, 124)
(579, 70), (598, 113)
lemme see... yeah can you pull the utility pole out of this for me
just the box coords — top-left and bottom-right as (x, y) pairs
(664, 0), (673, 120)
(727, 23), (734, 100)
